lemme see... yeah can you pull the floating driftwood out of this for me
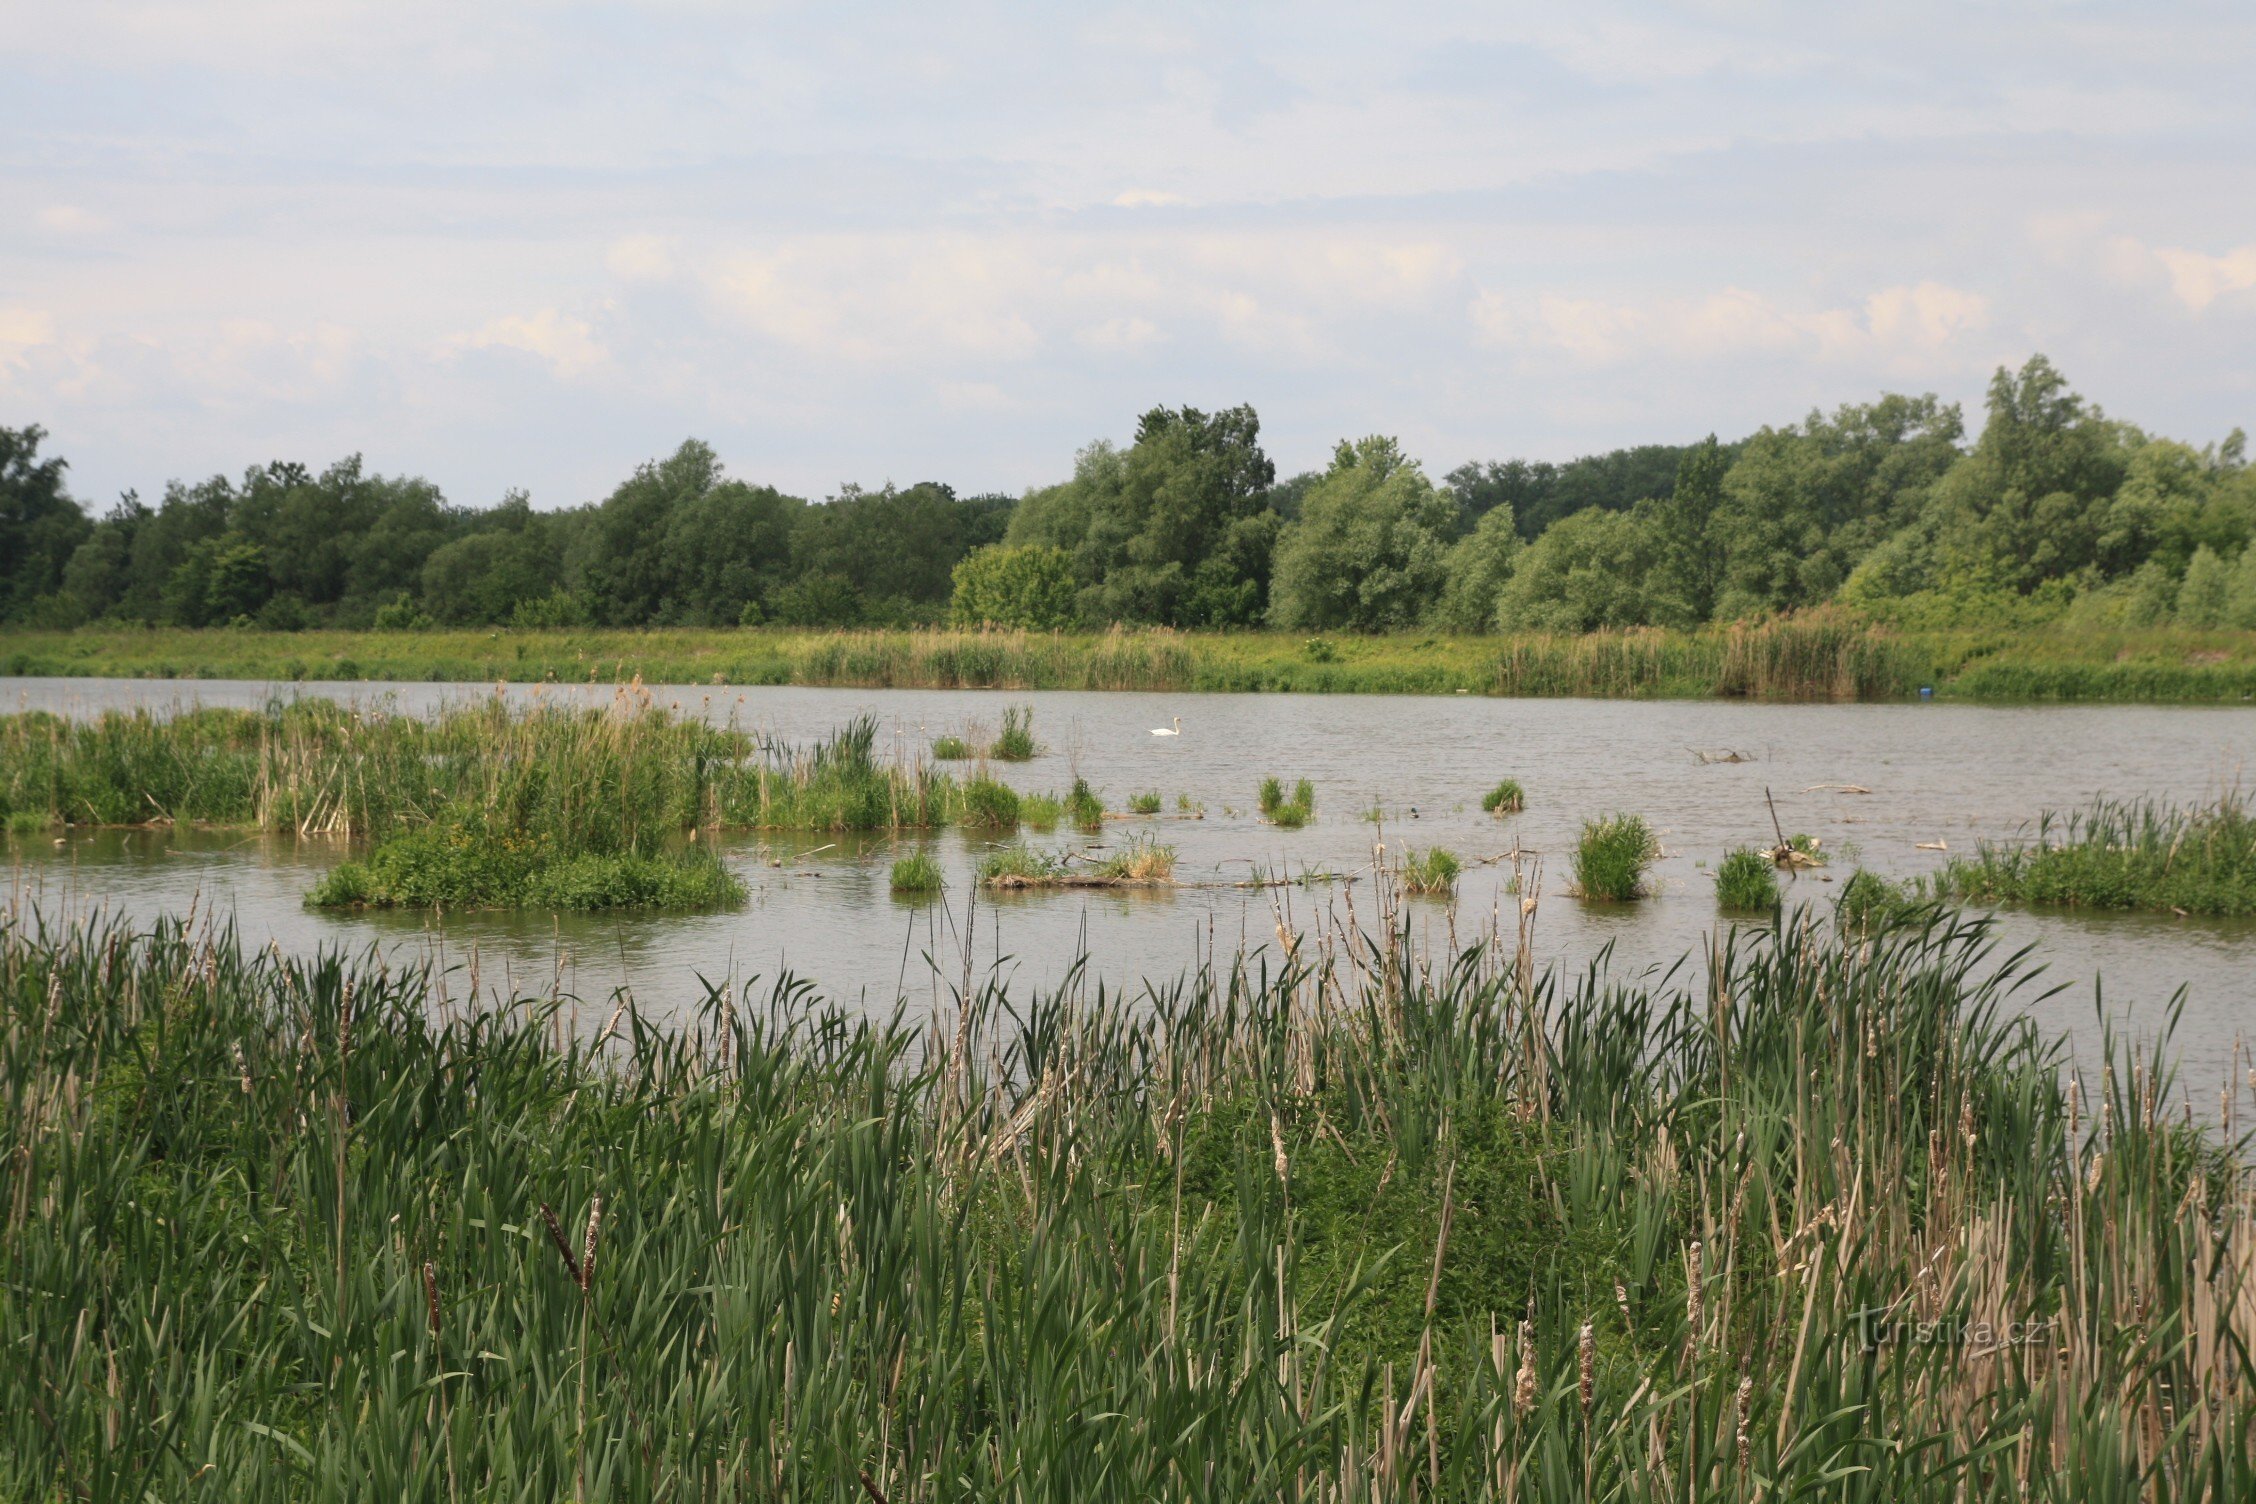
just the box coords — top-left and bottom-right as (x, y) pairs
(1802, 783), (1872, 795)
(1689, 747), (1754, 764)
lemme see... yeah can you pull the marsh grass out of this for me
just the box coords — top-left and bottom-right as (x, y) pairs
(955, 774), (1022, 829)
(1092, 832), (1177, 883)
(13, 619), (2256, 702)
(1931, 793), (2256, 916)
(1065, 777), (1105, 831)
(1019, 792), (1064, 830)
(1715, 846), (1781, 910)
(930, 734), (972, 760)
(1839, 868), (1924, 933)
(990, 704), (1040, 761)
(888, 850), (943, 894)
(1259, 776), (1315, 828)
(1128, 790), (1162, 815)
(1481, 778), (1526, 814)
(1398, 846), (1462, 894)
(1572, 813), (1657, 900)
(976, 841), (1068, 885)
(9, 899), (2254, 1499)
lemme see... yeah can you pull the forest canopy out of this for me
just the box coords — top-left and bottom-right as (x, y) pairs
(5, 358), (2252, 635)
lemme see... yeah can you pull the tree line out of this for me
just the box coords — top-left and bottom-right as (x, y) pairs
(5, 356), (2253, 636)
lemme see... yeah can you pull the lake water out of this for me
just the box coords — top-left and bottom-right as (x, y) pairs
(5, 676), (2254, 1091)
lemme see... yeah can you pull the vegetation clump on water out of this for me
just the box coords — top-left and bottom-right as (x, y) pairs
(1714, 846), (1781, 910)
(929, 733), (972, 760)
(1259, 775), (1316, 828)
(1572, 812), (1658, 900)
(1481, 777), (1525, 813)
(989, 704), (1040, 761)
(1127, 789), (1162, 815)
(887, 850), (943, 895)
(1397, 846), (1461, 894)
(7, 901), (2251, 1497)
(1929, 793), (2256, 917)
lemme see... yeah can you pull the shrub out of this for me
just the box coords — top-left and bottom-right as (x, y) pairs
(1481, 779), (1525, 814)
(1715, 847), (1780, 910)
(889, 851), (944, 894)
(1572, 813), (1656, 901)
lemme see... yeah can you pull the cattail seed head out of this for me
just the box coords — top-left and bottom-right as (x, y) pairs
(1512, 1319), (1537, 1417)
(1577, 1321), (1594, 1414)
(580, 1194), (603, 1293)
(1734, 1375), (1752, 1458)
(1686, 1241), (1705, 1350)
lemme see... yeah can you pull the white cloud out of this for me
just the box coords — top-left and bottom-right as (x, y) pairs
(1474, 281), (1990, 370)
(1111, 189), (1191, 208)
(449, 309), (606, 377)
(2149, 244), (2256, 313)
(606, 235), (676, 283)
(34, 204), (105, 235)
(0, 306), (58, 370)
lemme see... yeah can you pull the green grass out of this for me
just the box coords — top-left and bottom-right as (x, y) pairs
(1573, 813), (1657, 901)
(1481, 777), (1525, 814)
(990, 703), (1040, 761)
(1065, 777), (1105, 831)
(1839, 868), (1925, 933)
(955, 774), (1021, 829)
(14, 617), (2256, 702)
(1128, 789), (1162, 815)
(1092, 832), (1176, 882)
(1715, 846), (1781, 910)
(308, 824), (743, 911)
(7, 900), (2251, 1497)
(1398, 846), (1461, 894)
(930, 733), (972, 759)
(1929, 793), (2256, 916)
(1259, 775), (1315, 828)
(976, 840), (1068, 884)
(888, 850), (944, 895)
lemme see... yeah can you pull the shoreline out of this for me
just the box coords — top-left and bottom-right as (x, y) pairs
(6, 620), (2256, 703)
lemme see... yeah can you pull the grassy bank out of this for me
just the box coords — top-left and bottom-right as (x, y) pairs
(1931, 793), (2256, 917)
(8, 618), (2256, 701)
(6, 900), (2252, 1499)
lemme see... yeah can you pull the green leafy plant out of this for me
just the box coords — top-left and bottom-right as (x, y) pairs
(1715, 847), (1780, 910)
(1572, 813), (1657, 901)
(1481, 779), (1525, 814)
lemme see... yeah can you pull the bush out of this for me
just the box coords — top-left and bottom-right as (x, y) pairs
(1715, 847), (1780, 910)
(889, 851), (943, 894)
(1481, 779), (1525, 814)
(1572, 813), (1656, 901)
(949, 544), (1078, 630)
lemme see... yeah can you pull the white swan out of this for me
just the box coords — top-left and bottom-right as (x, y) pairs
(1150, 716), (1182, 737)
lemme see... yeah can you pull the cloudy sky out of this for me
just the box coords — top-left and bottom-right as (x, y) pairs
(4, 2), (2253, 511)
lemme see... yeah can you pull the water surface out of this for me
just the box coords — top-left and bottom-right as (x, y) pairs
(6, 676), (2253, 1088)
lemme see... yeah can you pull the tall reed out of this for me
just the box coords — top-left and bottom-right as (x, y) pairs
(5, 899), (2250, 1498)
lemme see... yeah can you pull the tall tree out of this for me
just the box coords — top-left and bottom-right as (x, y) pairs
(1269, 437), (1455, 631)
(0, 425), (92, 621)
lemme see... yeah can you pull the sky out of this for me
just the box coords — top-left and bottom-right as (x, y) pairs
(3, 1), (2254, 512)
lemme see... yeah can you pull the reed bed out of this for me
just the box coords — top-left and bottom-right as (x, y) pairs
(1397, 846), (1462, 894)
(888, 850), (944, 895)
(1261, 776), (1316, 829)
(9, 620), (2256, 702)
(1930, 793), (2256, 917)
(6, 891), (2254, 1500)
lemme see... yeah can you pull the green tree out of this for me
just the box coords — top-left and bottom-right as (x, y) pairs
(1494, 506), (1685, 632)
(1006, 406), (1277, 626)
(2177, 545), (2231, 628)
(0, 425), (92, 621)
(950, 544), (1077, 629)
(1269, 437), (1455, 631)
(1655, 435), (1727, 621)
(1434, 504), (1521, 632)
(1930, 356), (2133, 593)
(1712, 395), (1963, 618)
(2225, 546), (2256, 629)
